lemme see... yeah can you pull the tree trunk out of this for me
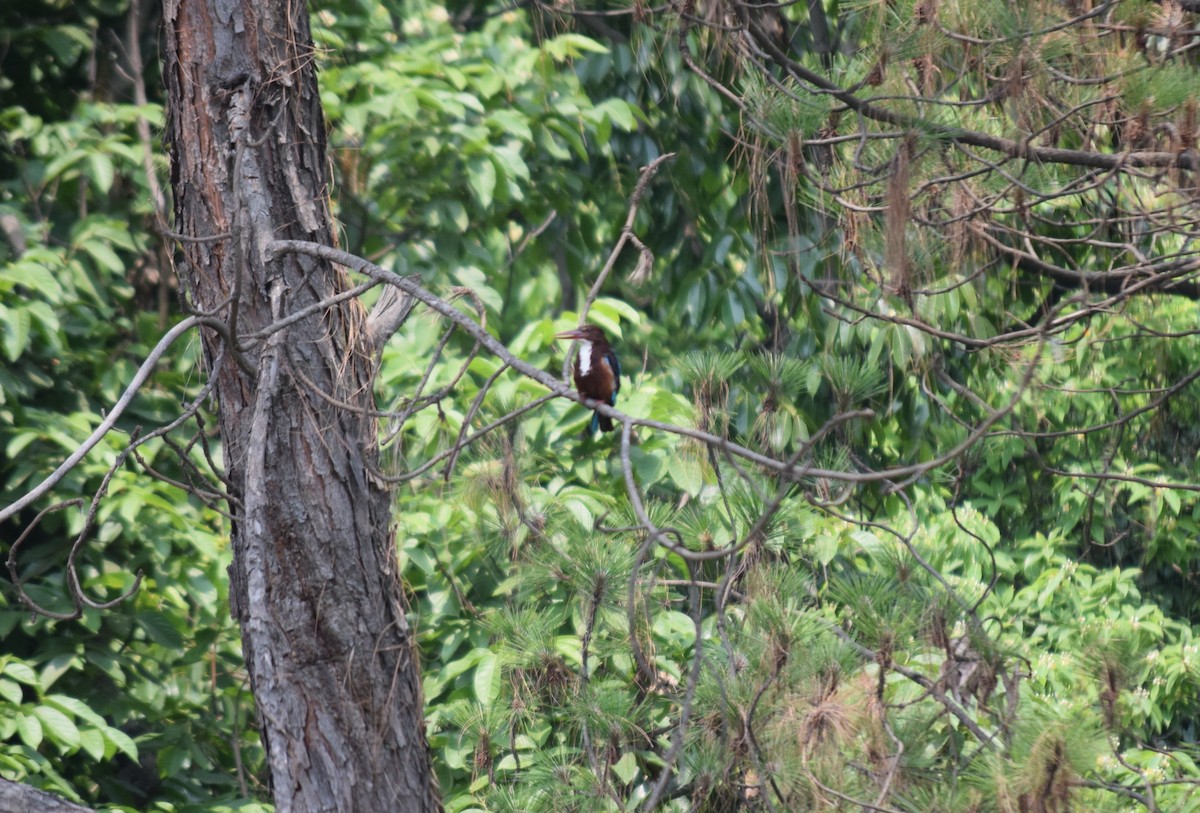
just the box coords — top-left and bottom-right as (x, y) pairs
(160, 1), (440, 810)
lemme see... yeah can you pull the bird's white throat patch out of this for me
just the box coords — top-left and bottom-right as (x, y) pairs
(578, 340), (594, 375)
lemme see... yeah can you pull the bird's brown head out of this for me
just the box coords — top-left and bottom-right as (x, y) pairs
(555, 324), (609, 344)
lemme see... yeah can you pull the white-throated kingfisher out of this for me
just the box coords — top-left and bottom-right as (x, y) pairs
(556, 324), (621, 433)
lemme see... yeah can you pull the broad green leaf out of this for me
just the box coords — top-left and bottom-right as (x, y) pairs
(78, 728), (105, 761)
(103, 726), (138, 761)
(0, 679), (21, 705)
(595, 99), (637, 132)
(0, 255), (66, 301)
(78, 240), (124, 275)
(33, 705), (79, 749)
(629, 447), (665, 487)
(668, 455), (703, 496)
(487, 110), (533, 143)
(473, 651), (500, 709)
(541, 34), (609, 61)
(4, 662), (39, 686)
(87, 152), (115, 194)
(612, 751), (639, 785)
(137, 611), (184, 649)
(17, 714), (42, 750)
(2, 305), (30, 361)
(814, 533), (838, 566)
(466, 156), (496, 210)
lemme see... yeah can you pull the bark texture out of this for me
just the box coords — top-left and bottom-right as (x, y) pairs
(160, 1), (440, 810)
(0, 779), (95, 813)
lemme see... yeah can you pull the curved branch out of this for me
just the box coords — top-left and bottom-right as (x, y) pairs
(0, 316), (201, 524)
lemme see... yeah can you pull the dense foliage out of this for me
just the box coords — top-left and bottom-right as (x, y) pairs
(3, 0), (1200, 810)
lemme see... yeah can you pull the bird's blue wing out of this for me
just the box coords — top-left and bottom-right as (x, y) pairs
(604, 349), (621, 405)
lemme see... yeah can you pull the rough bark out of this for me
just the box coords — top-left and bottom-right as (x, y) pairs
(160, 1), (440, 810)
(0, 779), (95, 813)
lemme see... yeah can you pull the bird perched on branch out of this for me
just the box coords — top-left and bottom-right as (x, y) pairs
(556, 324), (621, 434)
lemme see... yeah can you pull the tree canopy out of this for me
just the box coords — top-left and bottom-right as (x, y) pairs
(3, 0), (1200, 811)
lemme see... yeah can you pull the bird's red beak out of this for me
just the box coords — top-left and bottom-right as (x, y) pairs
(555, 329), (585, 341)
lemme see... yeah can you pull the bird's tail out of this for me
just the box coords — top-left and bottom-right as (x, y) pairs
(596, 412), (614, 433)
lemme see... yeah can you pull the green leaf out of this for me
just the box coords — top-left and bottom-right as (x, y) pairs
(466, 155), (497, 209)
(103, 726), (138, 761)
(0, 679), (22, 705)
(78, 240), (124, 275)
(492, 143), (530, 185)
(17, 714), (42, 750)
(473, 651), (500, 709)
(612, 751), (639, 784)
(78, 728), (106, 761)
(44, 695), (104, 728)
(487, 110), (533, 143)
(590, 298), (641, 329)
(33, 705), (79, 749)
(88, 152), (115, 194)
(0, 254), (66, 301)
(629, 447), (665, 487)
(42, 149), (87, 185)
(806, 363), (823, 397)
(668, 455), (704, 496)
(596, 99), (637, 132)
(2, 305), (31, 361)
(4, 662), (40, 686)
(38, 655), (77, 691)
(814, 533), (838, 566)
(543, 118), (587, 160)
(137, 611), (184, 649)
(541, 34), (609, 61)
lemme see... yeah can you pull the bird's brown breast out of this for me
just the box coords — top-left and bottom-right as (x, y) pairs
(574, 354), (615, 401)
